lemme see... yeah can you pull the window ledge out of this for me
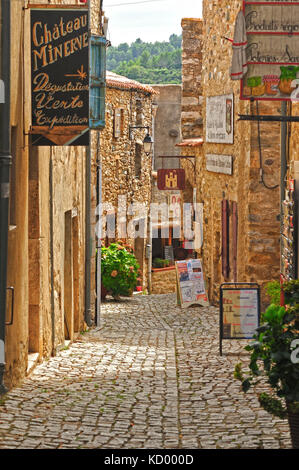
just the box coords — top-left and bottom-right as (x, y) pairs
(152, 266), (175, 273)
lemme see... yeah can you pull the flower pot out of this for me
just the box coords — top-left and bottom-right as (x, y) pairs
(136, 286), (142, 292)
(287, 405), (299, 449)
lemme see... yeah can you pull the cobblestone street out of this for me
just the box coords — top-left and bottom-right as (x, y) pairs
(0, 294), (292, 449)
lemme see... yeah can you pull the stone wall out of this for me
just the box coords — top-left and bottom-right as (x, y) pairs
(4, 0), (100, 390)
(181, 18), (203, 140)
(180, 4), (281, 308)
(151, 268), (177, 295)
(151, 84), (182, 170)
(98, 74), (156, 290)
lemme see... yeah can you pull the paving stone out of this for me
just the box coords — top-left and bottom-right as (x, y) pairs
(0, 294), (293, 449)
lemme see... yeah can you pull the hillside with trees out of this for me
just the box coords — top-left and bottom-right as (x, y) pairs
(107, 34), (182, 84)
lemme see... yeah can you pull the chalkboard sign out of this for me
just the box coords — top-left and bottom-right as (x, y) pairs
(30, 6), (89, 146)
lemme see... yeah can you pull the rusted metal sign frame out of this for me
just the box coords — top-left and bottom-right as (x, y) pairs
(219, 282), (261, 356)
(159, 155), (195, 171)
(241, 0), (299, 102)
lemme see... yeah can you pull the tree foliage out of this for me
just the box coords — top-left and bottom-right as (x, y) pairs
(107, 35), (182, 84)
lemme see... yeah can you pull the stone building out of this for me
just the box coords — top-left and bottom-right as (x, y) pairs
(178, 3), (282, 307)
(0, 0), (104, 392)
(150, 84), (182, 294)
(98, 71), (157, 291)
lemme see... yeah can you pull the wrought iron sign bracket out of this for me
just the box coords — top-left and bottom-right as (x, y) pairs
(129, 126), (150, 138)
(160, 155), (196, 171)
(238, 114), (299, 123)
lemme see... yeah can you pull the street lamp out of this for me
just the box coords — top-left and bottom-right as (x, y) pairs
(129, 126), (154, 156)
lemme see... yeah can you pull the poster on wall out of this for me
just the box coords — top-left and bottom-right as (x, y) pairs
(219, 283), (260, 355)
(30, 6), (89, 146)
(175, 259), (209, 309)
(206, 94), (234, 144)
(241, 0), (299, 101)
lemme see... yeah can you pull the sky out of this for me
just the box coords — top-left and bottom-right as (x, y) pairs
(103, 0), (203, 46)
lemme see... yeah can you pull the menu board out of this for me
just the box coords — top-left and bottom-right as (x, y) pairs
(281, 179), (297, 280)
(221, 288), (260, 340)
(175, 259), (209, 309)
(242, 1), (299, 101)
(30, 7), (89, 145)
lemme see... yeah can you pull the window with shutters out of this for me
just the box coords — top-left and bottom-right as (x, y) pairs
(221, 199), (230, 279)
(113, 108), (124, 138)
(232, 201), (238, 281)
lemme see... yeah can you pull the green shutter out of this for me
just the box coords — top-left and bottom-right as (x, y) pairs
(89, 35), (107, 129)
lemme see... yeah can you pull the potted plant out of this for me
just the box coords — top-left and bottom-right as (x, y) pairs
(136, 279), (142, 292)
(234, 280), (299, 448)
(153, 258), (170, 269)
(101, 243), (140, 300)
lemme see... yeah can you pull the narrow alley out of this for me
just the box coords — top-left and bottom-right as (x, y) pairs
(0, 294), (292, 449)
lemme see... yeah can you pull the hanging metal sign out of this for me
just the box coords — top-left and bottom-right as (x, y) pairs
(242, 0), (299, 101)
(219, 283), (260, 355)
(30, 6), (89, 145)
(157, 169), (185, 190)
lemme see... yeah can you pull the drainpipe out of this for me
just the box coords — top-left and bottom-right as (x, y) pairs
(96, 132), (101, 327)
(281, 101), (287, 215)
(85, 144), (92, 327)
(49, 149), (55, 355)
(85, 0), (92, 327)
(0, 0), (11, 394)
(280, 101), (287, 305)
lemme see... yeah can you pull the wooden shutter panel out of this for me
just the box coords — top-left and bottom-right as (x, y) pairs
(221, 199), (229, 278)
(89, 35), (106, 129)
(232, 201), (238, 281)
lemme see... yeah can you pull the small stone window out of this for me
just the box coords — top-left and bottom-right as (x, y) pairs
(136, 99), (143, 126)
(113, 108), (124, 138)
(135, 143), (142, 178)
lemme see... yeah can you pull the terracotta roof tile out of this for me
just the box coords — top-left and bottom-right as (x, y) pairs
(106, 71), (158, 95)
(176, 138), (204, 147)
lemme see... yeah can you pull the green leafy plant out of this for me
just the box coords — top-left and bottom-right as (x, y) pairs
(234, 298), (299, 418)
(153, 258), (170, 268)
(266, 280), (281, 305)
(283, 279), (299, 315)
(101, 243), (140, 299)
(107, 34), (182, 85)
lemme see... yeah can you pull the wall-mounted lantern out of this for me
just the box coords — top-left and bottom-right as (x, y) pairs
(129, 126), (154, 156)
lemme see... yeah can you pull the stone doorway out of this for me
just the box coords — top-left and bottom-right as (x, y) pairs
(64, 210), (80, 341)
(72, 215), (80, 334)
